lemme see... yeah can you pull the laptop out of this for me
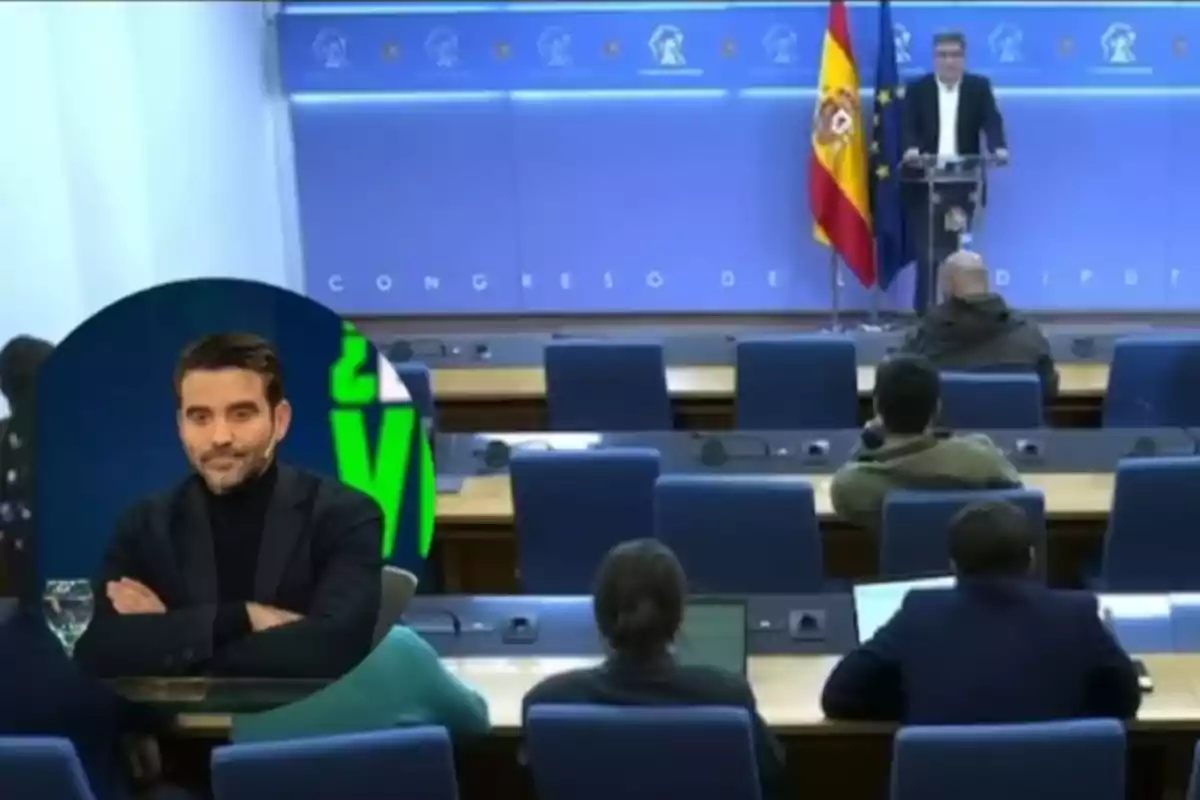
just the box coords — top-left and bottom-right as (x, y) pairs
(674, 597), (748, 676)
(853, 576), (956, 644)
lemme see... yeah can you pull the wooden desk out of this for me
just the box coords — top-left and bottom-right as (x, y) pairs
(432, 364), (1110, 432)
(172, 653), (1200, 737)
(433, 473), (1114, 592)
(438, 472), (1114, 525)
(163, 655), (1200, 799)
(442, 654), (1200, 734)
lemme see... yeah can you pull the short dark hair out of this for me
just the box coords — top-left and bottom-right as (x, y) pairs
(174, 333), (284, 407)
(874, 354), (940, 435)
(934, 31), (967, 52)
(949, 500), (1035, 577)
(0, 335), (54, 407)
(593, 539), (686, 656)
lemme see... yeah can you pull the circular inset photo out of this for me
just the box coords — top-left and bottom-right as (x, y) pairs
(28, 278), (436, 741)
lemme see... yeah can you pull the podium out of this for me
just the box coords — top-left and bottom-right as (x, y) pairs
(902, 154), (1004, 312)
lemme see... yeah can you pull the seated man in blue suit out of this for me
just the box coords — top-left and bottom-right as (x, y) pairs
(821, 500), (1142, 723)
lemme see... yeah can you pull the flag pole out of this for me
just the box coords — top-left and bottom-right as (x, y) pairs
(865, 235), (884, 330)
(868, 268), (882, 330)
(827, 249), (842, 332)
(825, 140), (849, 333)
(811, 0), (872, 334)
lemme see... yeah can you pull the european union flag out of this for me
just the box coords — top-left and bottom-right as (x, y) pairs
(870, 0), (910, 290)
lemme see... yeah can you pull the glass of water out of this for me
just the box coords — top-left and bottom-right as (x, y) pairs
(43, 580), (95, 657)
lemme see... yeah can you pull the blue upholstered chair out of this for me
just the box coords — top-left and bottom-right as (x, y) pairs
(1104, 335), (1200, 427)
(1100, 457), (1200, 591)
(0, 737), (95, 800)
(395, 361), (436, 424)
(212, 727), (458, 800)
(526, 705), (761, 800)
(881, 489), (1046, 579)
(655, 475), (824, 593)
(544, 341), (672, 431)
(891, 719), (1125, 800)
(939, 372), (1043, 429)
(512, 448), (661, 593)
(735, 336), (858, 430)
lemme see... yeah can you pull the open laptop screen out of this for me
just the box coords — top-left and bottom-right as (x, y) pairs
(675, 598), (748, 676)
(853, 576), (956, 644)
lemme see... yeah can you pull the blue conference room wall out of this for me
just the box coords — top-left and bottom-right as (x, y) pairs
(280, 2), (1200, 315)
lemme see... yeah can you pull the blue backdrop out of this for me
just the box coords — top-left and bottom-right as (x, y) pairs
(35, 279), (428, 584)
(280, 1), (1200, 314)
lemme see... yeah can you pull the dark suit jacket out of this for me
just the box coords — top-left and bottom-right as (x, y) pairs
(523, 655), (785, 799)
(0, 604), (169, 800)
(821, 581), (1142, 724)
(75, 464), (382, 679)
(902, 73), (1007, 157)
(0, 409), (38, 601)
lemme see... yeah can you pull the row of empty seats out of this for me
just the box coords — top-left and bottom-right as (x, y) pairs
(510, 450), (1200, 593)
(4, 716), (1193, 800)
(396, 334), (1200, 430)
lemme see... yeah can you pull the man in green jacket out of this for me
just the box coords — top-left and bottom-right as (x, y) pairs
(831, 354), (1021, 528)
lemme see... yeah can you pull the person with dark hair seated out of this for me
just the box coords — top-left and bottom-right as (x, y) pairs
(522, 539), (784, 798)
(0, 335), (55, 595)
(821, 501), (1142, 723)
(830, 354), (1021, 528)
(0, 335), (185, 800)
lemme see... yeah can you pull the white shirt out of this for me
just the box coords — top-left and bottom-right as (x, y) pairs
(937, 80), (960, 158)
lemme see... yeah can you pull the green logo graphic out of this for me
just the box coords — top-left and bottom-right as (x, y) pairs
(329, 322), (436, 560)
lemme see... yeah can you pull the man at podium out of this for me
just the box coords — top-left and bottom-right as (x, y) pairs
(901, 31), (1008, 315)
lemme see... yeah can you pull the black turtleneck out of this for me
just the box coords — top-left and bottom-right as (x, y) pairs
(205, 460), (278, 646)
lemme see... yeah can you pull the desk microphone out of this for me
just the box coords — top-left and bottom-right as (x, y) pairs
(481, 439), (512, 470)
(478, 438), (565, 471)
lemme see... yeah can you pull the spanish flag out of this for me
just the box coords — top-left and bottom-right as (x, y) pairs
(809, 0), (876, 287)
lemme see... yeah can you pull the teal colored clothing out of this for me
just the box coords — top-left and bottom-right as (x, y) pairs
(230, 626), (490, 743)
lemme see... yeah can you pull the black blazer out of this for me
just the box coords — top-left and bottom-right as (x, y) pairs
(821, 581), (1142, 724)
(902, 73), (1007, 157)
(0, 605), (169, 800)
(523, 655), (785, 799)
(75, 464), (382, 679)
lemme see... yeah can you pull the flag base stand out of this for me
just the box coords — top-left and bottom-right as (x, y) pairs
(826, 249), (844, 333)
(824, 252), (885, 334)
(818, 275), (902, 334)
(821, 321), (888, 334)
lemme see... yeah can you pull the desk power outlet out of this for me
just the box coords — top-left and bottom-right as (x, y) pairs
(788, 610), (827, 641)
